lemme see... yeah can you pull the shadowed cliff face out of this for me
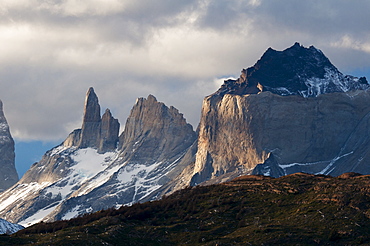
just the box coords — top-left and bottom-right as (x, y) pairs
(0, 100), (18, 191)
(100, 109), (120, 153)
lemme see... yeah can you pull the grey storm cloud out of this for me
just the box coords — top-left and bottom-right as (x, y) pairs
(0, 0), (369, 141)
(258, 1), (370, 36)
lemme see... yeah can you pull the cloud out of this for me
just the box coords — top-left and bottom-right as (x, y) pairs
(332, 35), (370, 54)
(252, 1), (370, 36)
(41, 0), (125, 16)
(0, 0), (369, 141)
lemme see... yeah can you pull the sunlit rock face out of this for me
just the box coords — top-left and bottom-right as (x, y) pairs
(118, 95), (196, 164)
(0, 100), (18, 191)
(124, 96), (199, 198)
(188, 43), (370, 184)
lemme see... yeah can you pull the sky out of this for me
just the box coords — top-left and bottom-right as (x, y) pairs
(1, 0), (370, 177)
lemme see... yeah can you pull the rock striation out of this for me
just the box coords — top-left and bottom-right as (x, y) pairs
(0, 100), (18, 191)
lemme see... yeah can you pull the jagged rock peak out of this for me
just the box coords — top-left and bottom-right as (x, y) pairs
(83, 87), (101, 123)
(0, 99), (18, 191)
(147, 94), (157, 102)
(216, 42), (369, 97)
(118, 94), (196, 163)
(102, 108), (112, 118)
(78, 87), (102, 148)
(63, 87), (119, 153)
(99, 108), (120, 153)
(134, 94), (160, 107)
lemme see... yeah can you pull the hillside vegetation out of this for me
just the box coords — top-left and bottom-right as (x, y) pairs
(2, 172), (370, 245)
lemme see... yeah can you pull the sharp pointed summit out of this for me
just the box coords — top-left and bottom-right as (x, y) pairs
(83, 87), (101, 122)
(79, 87), (102, 149)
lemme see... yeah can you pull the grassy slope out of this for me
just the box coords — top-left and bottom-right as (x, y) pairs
(2, 172), (370, 245)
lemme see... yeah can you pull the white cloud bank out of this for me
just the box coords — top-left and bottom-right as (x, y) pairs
(0, 0), (369, 141)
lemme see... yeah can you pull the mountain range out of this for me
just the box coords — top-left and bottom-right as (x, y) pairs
(0, 88), (196, 227)
(0, 42), (369, 227)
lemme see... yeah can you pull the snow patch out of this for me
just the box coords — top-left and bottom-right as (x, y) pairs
(62, 205), (82, 220)
(19, 203), (59, 227)
(0, 123), (8, 132)
(71, 148), (114, 179)
(318, 151), (354, 175)
(279, 160), (328, 169)
(117, 162), (163, 202)
(48, 145), (69, 156)
(76, 162), (122, 197)
(45, 148), (118, 199)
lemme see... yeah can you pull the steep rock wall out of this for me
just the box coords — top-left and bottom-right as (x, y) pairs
(191, 90), (370, 184)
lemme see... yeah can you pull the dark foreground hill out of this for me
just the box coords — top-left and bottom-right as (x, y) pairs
(2, 172), (370, 245)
